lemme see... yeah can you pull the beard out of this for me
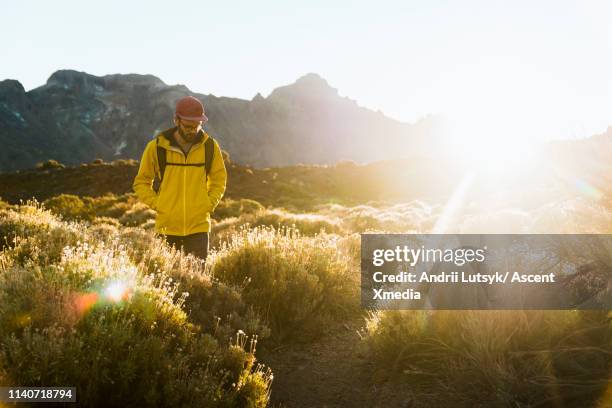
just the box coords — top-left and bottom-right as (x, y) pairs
(178, 127), (199, 143)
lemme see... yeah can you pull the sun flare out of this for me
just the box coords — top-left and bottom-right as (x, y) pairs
(104, 281), (130, 303)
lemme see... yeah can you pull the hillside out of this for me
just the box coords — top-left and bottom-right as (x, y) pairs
(0, 70), (444, 172)
(1, 125), (611, 213)
(0, 158), (461, 211)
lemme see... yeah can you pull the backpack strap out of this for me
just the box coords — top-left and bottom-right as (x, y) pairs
(153, 136), (167, 194)
(153, 130), (215, 193)
(204, 134), (215, 182)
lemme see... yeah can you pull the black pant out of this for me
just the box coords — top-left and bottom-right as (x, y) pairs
(163, 232), (209, 261)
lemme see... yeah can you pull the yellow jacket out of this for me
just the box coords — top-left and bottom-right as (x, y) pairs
(133, 127), (227, 235)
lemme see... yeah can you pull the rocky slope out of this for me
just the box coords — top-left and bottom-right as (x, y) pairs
(0, 70), (444, 172)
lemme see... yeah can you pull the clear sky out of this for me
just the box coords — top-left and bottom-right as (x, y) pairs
(2, 0), (610, 142)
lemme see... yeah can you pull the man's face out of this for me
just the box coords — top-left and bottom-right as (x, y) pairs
(177, 118), (202, 142)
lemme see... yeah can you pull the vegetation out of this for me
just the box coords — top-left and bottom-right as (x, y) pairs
(35, 159), (65, 170)
(365, 310), (611, 407)
(1, 182), (611, 406)
(210, 226), (359, 342)
(0, 203), (272, 406)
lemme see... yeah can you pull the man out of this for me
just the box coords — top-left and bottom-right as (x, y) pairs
(133, 96), (227, 260)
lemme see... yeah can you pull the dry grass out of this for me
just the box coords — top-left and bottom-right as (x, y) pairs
(210, 225), (360, 342)
(0, 202), (272, 406)
(365, 310), (611, 407)
(2, 192), (612, 406)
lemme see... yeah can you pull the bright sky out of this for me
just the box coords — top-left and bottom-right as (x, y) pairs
(2, 0), (611, 142)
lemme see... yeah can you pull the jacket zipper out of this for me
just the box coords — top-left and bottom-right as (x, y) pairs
(167, 139), (202, 236)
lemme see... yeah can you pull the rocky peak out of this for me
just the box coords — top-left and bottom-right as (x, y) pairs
(45, 69), (105, 97)
(251, 92), (265, 104)
(267, 72), (339, 102)
(0, 79), (25, 99)
(103, 73), (166, 90)
(0, 79), (28, 109)
(43, 70), (167, 98)
(0, 79), (25, 94)
(295, 73), (333, 89)
(47, 69), (98, 87)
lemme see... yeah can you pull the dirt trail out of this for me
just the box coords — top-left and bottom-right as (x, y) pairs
(258, 317), (411, 408)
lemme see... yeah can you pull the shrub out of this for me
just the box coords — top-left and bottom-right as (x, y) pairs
(212, 208), (344, 249)
(0, 203), (84, 264)
(365, 310), (612, 407)
(35, 159), (65, 170)
(42, 194), (154, 227)
(111, 226), (271, 342)
(314, 202), (436, 233)
(0, 230), (272, 407)
(334, 160), (358, 169)
(87, 194), (143, 220)
(111, 159), (138, 166)
(210, 225), (359, 342)
(0, 205), (270, 343)
(118, 202), (156, 227)
(214, 199), (264, 220)
(91, 216), (122, 227)
(248, 209), (343, 235)
(44, 194), (91, 221)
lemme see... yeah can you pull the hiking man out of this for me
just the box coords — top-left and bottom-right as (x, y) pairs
(133, 96), (227, 260)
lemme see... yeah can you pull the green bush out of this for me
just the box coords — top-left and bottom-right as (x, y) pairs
(42, 194), (154, 228)
(0, 225), (272, 407)
(114, 227), (271, 342)
(211, 225), (359, 342)
(1, 205), (270, 344)
(44, 194), (91, 221)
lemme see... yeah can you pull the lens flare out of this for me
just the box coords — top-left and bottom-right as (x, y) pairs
(572, 178), (603, 200)
(73, 292), (99, 315)
(104, 281), (130, 302)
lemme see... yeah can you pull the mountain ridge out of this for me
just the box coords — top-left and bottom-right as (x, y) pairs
(0, 70), (444, 172)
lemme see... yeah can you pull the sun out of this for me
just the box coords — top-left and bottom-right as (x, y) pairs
(442, 116), (539, 178)
(459, 136), (537, 176)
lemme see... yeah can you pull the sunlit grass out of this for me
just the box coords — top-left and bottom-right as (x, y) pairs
(210, 225), (360, 342)
(365, 309), (611, 407)
(1, 189), (611, 406)
(0, 203), (272, 406)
